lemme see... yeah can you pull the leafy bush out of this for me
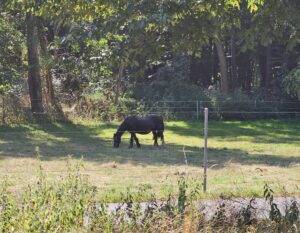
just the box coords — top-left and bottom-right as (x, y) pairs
(134, 56), (209, 103)
(0, 162), (96, 232)
(205, 89), (299, 120)
(73, 94), (146, 121)
(0, 15), (24, 95)
(283, 67), (300, 101)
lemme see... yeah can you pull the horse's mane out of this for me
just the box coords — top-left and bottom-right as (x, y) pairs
(116, 119), (127, 134)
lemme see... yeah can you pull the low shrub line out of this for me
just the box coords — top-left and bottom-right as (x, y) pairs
(0, 162), (299, 232)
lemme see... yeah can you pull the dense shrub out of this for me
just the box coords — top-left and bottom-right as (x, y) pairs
(0, 162), (96, 232)
(73, 94), (146, 121)
(134, 56), (209, 103)
(283, 67), (300, 101)
(0, 15), (24, 95)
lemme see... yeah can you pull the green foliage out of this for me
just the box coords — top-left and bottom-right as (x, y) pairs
(264, 183), (300, 231)
(177, 176), (188, 214)
(242, 0), (299, 50)
(135, 56), (208, 102)
(2, 0), (300, 120)
(0, 162), (96, 232)
(0, 178), (16, 232)
(0, 14), (24, 95)
(286, 201), (299, 225)
(283, 67), (300, 100)
(235, 198), (256, 229)
(74, 94), (145, 121)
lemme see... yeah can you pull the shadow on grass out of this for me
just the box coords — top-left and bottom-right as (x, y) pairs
(167, 119), (300, 144)
(0, 120), (299, 167)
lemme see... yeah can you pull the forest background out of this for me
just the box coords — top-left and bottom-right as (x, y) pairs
(0, 0), (299, 121)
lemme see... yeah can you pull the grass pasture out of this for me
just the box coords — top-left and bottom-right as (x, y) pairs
(0, 119), (299, 201)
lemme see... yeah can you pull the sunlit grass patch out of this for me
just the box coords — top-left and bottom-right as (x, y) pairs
(0, 119), (299, 201)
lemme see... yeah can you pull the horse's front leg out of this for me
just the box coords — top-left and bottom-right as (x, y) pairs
(129, 133), (134, 148)
(153, 131), (158, 147)
(133, 133), (141, 148)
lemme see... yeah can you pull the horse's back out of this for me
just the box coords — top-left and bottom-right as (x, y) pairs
(123, 115), (164, 133)
(145, 115), (164, 131)
(145, 114), (163, 121)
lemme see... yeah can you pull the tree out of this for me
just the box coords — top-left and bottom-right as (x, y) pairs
(154, 0), (264, 94)
(283, 67), (300, 100)
(242, 0), (300, 93)
(0, 12), (24, 95)
(26, 12), (44, 113)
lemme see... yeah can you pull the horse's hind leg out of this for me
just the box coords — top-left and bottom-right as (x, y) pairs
(133, 133), (141, 148)
(129, 133), (134, 148)
(160, 132), (165, 146)
(152, 131), (158, 146)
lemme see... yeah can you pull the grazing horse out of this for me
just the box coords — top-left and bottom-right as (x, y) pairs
(113, 115), (165, 148)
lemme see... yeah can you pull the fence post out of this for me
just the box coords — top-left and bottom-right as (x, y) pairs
(196, 101), (199, 120)
(200, 101), (203, 117)
(2, 95), (5, 124)
(203, 108), (208, 192)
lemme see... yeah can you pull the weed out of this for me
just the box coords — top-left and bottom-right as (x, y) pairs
(235, 198), (257, 230)
(264, 183), (300, 232)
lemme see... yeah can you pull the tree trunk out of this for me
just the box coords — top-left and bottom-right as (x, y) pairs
(37, 18), (63, 115)
(265, 45), (272, 89)
(231, 34), (238, 91)
(238, 51), (252, 92)
(114, 62), (125, 104)
(215, 41), (229, 94)
(258, 46), (266, 88)
(26, 13), (44, 113)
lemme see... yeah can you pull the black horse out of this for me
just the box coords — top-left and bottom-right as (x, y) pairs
(113, 115), (165, 148)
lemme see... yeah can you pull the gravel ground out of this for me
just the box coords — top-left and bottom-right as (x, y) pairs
(104, 197), (300, 220)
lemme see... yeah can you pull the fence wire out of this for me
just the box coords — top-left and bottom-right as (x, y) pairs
(1, 96), (300, 123)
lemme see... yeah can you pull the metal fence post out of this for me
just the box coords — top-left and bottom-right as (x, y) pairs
(196, 100), (199, 120)
(203, 108), (208, 192)
(2, 95), (5, 124)
(200, 101), (203, 117)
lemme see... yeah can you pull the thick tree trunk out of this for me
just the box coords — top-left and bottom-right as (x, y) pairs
(215, 41), (229, 94)
(26, 13), (44, 113)
(37, 18), (63, 115)
(238, 51), (252, 92)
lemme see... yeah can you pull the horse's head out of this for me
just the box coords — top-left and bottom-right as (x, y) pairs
(113, 133), (121, 148)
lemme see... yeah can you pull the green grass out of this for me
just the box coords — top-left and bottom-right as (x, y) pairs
(0, 119), (299, 201)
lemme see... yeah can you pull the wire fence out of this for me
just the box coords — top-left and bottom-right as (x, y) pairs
(148, 100), (300, 120)
(0, 95), (300, 124)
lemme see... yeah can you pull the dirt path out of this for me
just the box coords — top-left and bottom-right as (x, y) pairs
(104, 197), (300, 219)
